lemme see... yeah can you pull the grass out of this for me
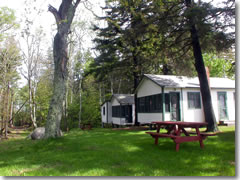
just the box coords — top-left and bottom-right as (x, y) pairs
(0, 126), (235, 176)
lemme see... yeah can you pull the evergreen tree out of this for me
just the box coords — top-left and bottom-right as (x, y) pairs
(92, 0), (234, 131)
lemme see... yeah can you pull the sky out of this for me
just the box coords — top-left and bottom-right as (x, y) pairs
(0, 0), (106, 87)
(0, 0), (105, 46)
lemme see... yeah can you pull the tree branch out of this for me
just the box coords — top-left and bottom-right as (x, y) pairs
(74, 0), (81, 9)
(48, 5), (61, 24)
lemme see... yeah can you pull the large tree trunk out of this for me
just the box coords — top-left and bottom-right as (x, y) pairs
(44, 32), (68, 138)
(44, 0), (81, 139)
(185, 0), (219, 132)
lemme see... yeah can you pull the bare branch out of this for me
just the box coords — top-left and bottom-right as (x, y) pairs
(83, 1), (100, 18)
(48, 5), (61, 24)
(74, 0), (81, 9)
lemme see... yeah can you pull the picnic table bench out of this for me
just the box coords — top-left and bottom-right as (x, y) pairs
(146, 121), (217, 151)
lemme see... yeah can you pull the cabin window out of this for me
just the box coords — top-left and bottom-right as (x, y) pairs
(121, 106), (126, 117)
(112, 105), (129, 118)
(187, 92), (201, 109)
(165, 94), (170, 112)
(155, 94), (162, 112)
(137, 93), (170, 113)
(112, 106), (121, 117)
(138, 97), (145, 112)
(103, 107), (105, 115)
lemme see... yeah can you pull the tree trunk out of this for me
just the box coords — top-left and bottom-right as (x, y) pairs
(28, 78), (37, 128)
(32, 86), (37, 128)
(185, 0), (219, 132)
(63, 86), (68, 131)
(44, 33), (68, 138)
(9, 90), (14, 127)
(0, 89), (3, 135)
(4, 82), (10, 138)
(44, 0), (81, 139)
(118, 79), (122, 94)
(78, 78), (82, 128)
(133, 55), (139, 126)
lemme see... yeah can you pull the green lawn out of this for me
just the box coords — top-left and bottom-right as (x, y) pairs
(0, 126), (235, 176)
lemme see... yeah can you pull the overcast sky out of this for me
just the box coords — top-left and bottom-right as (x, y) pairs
(0, 0), (105, 48)
(0, 0), (106, 87)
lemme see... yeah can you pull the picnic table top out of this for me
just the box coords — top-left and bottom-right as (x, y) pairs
(151, 121), (208, 127)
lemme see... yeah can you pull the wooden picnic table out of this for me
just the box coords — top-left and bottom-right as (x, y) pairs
(146, 121), (216, 152)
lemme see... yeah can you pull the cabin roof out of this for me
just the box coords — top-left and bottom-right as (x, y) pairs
(111, 94), (134, 104)
(143, 74), (235, 89)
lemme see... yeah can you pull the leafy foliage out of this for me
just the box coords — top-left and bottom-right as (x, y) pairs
(0, 7), (19, 40)
(203, 52), (235, 79)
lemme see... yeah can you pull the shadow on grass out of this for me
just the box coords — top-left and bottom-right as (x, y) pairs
(0, 128), (235, 176)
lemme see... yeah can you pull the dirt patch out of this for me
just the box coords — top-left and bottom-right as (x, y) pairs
(0, 126), (31, 141)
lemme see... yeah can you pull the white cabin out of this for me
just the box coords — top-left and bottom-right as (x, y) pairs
(101, 94), (135, 127)
(111, 94), (135, 126)
(135, 74), (235, 125)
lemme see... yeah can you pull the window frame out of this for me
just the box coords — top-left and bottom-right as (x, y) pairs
(103, 106), (105, 115)
(137, 93), (171, 113)
(187, 92), (201, 109)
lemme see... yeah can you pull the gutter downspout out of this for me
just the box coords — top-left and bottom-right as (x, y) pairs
(180, 88), (184, 122)
(162, 86), (165, 121)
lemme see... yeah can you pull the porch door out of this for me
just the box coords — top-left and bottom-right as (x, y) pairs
(218, 92), (228, 120)
(170, 92), (180, 121)
(125, 105), (132, 123)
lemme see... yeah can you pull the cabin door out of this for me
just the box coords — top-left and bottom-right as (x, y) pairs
(218, 92), (228, 120)
(125, 105), (132, 123)
(170, 92), (180, 121)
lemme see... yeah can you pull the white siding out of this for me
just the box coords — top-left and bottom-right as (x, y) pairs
(226, 90), (235, 121)
(112, 117), (122, 125)
(211, 89), (235, 122)
(101, 102), (112, 124)
(138, 113), (171, 124)
(111, 98), (120, 106)
(132, 104), (135, 124)
(137, 78), (162, 97)
(182, 88), (205, 123)
(107, 102), (112, 123)
(101, 103), (107, 123)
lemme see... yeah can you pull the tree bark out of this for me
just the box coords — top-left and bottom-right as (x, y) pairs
(63, 87), (68, 131)
(9, 90), (14, 127)
(185, 0), (219, 132)
(44, 0), (81, 139)
(78, 78), (82, 128)
(28, 78), (37, 128)
(4, 82), (10, 138)
(133, 55), (139, 126)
